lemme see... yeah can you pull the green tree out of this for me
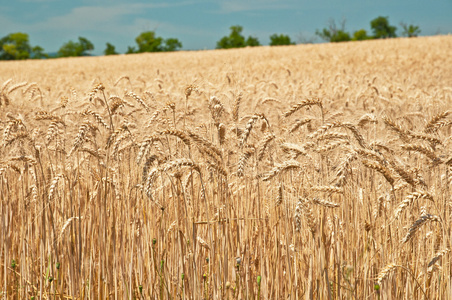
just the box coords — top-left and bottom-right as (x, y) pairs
(0, 32), (46, 60)
(58, 40), (79, 57)
(352, 29), (371, 41)
(104, 43), (118, 55)
(58, 37), (94, 57)
(216, 25), (260, 49)
(269, 34), (295, 46)
(31, 45), (48, 59)
(246, 36), (260, 47)
(370, 16), (397, 39)
(78, 37), (94, 54)
(162, 38), (182, 52)
(315, 19), (351, 42)
(126, 46), (136, 54)
(135, 31), (163, 52)
(400, 22), (421, 37)
(127, 31), (182, 53)
(217, 26), (245, 49)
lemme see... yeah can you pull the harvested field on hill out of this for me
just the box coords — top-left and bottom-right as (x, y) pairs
(1, 35), (452, 299)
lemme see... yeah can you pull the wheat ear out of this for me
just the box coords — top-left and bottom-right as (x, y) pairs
(393, 191), (433, 220)
(401, 214), (441, 243)
(283, 98), (322, 118)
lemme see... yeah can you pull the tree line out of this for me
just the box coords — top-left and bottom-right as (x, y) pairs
(0, 16), (420, 60)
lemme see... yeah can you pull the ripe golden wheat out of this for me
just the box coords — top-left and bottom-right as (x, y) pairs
(0, 35), (451, 299)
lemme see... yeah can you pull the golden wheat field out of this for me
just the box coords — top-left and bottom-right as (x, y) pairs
(0, 35), (452, 299)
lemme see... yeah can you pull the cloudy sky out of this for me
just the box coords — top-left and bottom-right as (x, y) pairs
(1, 0), (451, 55)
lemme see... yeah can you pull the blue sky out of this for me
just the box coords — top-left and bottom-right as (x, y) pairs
(1, 0), (451, 55)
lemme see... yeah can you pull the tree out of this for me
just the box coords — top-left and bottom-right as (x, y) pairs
(104, 43), (118, 55)
(58, 37), (94, 57)
(127, 31), (182, 53)
(352, 29), (371, 41)
(269, 34), (295, 46)
(162, 38), (182, 52)
(78, 37), (94, 54)
(370, 16), (397, 39)
(400, 22), (421, 37)
(315, 19), (351, 43)
(216, 25), (260, 49)
(126, 46), (136, 54)
(0, 32), (46, 60)
(246, 36), (260, 47)
(217, 26), (245, 49)
(31, 45), (48, 59)
(135, 31), (163, 52)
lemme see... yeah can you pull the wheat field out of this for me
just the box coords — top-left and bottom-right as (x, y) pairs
(0, 35), (452, 299)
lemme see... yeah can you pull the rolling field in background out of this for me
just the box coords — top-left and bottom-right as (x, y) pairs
(1, 35), (452, 299)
